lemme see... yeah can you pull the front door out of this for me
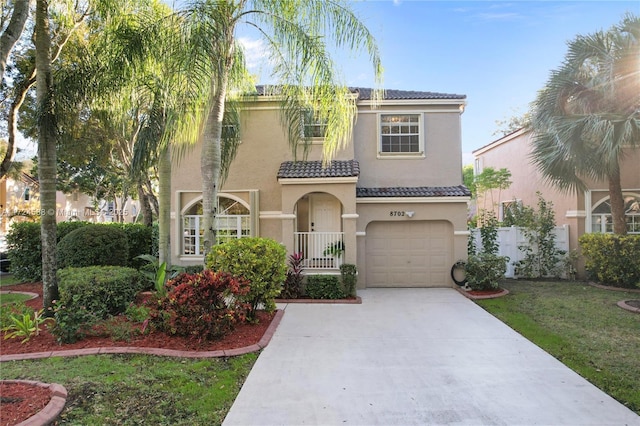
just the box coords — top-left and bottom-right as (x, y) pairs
(309, 194), (341, 264)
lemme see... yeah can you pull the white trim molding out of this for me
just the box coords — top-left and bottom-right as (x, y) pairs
(454, 230), (471, 236)
(342, 213), (359, 219)
(356, 231), (366, 237)
(565, 210), (586, 218)
(259, 211), (296, 220)
(278, 177), (359, 185)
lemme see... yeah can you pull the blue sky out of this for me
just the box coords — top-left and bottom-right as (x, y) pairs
(237, 1), (639, 162)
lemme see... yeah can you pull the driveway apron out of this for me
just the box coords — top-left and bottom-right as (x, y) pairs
(223, 288), (640, 425)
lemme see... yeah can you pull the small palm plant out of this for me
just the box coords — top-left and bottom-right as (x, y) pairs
(2, 309), (53, 343)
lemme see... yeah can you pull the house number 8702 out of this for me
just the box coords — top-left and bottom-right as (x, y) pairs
(390, 211), (405, 217)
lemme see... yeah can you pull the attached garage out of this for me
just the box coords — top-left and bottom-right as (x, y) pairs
(365, 220), (453, 287)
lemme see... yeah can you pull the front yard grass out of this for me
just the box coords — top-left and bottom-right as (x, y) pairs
(476, 280), (640, 415)
(0, 353), (258, 425)
(0, 275), (23, 287)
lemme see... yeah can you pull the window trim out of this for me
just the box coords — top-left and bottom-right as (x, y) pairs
(588, 191), (640, 234)
(377, 112), (425, 159)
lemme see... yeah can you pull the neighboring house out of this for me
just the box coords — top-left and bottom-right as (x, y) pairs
(171, 86), (470, 289)
(55, 190), (140, 224)
(473, 128), (640, 271)
(0, 173), (40, 233)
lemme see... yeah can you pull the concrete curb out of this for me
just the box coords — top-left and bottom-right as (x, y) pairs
(456, 287), (509, 300)
(0, 309), (284, 362)
(1, 379), (67, 426)
(276, 296), (362, 304)
(617, 300), (640, 314)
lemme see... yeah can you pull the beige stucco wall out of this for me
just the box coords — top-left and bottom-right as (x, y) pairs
(354, 105), (464, 188)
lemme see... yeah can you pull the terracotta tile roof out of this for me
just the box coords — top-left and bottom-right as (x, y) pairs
(253, 85), (466, 101)
(356, 185), (471, 198)
(277, 160), (360, 179)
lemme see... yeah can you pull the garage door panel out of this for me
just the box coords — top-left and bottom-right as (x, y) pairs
(366, 221), (452, 288)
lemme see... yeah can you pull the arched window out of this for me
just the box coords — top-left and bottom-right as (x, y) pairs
(182, 196), (251, 256)
(591, 193), (640, 234)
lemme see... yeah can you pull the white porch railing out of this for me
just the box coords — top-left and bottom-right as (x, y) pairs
(294, 232), (344, 270)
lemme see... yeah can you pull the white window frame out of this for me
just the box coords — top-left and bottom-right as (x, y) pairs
(181, 196), (251, 257)
(590, 192), (640, 234)
(301, 109), (327, 140)
(377, 113), (424, 158)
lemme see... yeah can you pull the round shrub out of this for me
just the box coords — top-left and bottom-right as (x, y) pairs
(148, 270), (250, 341)
(465, 253), (509, 291)
(52, 266), (144, 343)
(106, 223), (153, 269)
(206, 237), (286, 319)
(58, 224), (129, 268)
(57, 266), (143, 318)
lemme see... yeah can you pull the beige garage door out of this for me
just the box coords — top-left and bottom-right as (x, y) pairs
(366, 221), (452, 287)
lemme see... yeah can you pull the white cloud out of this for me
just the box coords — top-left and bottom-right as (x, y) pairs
(238, 37), (270, 71)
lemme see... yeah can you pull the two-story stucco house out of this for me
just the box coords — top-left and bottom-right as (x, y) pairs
(473, 128), (640, 270)
(171, 86), (470, 288)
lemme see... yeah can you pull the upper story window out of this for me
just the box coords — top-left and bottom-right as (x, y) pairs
(379, 114), (422, 156)
(302, 109), (327, 139)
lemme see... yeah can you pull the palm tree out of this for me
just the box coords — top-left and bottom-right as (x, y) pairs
(177, 0), (383, 257)
(530, 14), (640, 235)
(0, 0), (29, 83)
(34, 0), (59, 310)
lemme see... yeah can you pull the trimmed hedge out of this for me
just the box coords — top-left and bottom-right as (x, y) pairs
(206, 237), (286, 319)
(6, 221), (153, 281)
(58, 224), (129, 268)
(579, 233), (640, 288)
(6, 222), (42, 282)
(305, 275), (345, 299)
(57, 266), (143, 319)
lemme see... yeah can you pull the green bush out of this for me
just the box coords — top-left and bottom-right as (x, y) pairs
(305, 275), (345, 299)
(206, 237), (286, 320)
(106, 223), (153, 268)
(58, 224), (129, 268)
(340, 264), (358, 297)
(57, 221), (91, 242)
(6, 222), (42, 282)
(465, 253), (508, 291)
(579, 234), (640, 288)
(52, 266), (143, 343)
(57, 266), (143, 318)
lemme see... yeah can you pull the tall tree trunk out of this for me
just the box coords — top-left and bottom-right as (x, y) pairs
(35, 0), (58, 311)
(137, 183), (153, 226)
(0, 0), (30, 82)
(608, 168), (627, 235)
(201, 76), (228, 260)
(158, 146), (171, 267)
(0, 72), (35, 179)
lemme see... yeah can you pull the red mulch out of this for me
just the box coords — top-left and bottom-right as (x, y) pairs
(1, 282), (274, 355)
(0, 382), (51, 426)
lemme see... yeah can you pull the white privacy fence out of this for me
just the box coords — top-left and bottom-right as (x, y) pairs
(470, 225), (570, 278)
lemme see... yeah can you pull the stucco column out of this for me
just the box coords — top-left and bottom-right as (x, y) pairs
(342, 213), (358, 265)
(281, 214), (296, 255)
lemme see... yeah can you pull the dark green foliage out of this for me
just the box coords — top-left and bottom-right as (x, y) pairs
(58, 224), (129, 268)
(57, 221), (92, 242)
(183, 264), (204, 275)
(151, 222), (160, 257)
(340, 263), (357, 297)
(479, 211), (499, 255)
(106, 223), (153, 268)
(52, 266), (143, 343)
(305, 275), (345, 299)
(579, 234), (640, 288)
(513, 194), (565, 278)
(206, 237), (286, 320)
(6, 222), (42, 282)
(148, 270), (250, 341)
(465, 253), (508, 290)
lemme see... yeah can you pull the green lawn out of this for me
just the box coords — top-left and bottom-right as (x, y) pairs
(0, 275), (24, 286)
(0, 353), (258, 425)
(477, 280), (640, 415)
(0, 292), (32, 304)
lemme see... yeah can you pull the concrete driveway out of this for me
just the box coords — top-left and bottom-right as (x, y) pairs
(223, 288), (639, 425)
